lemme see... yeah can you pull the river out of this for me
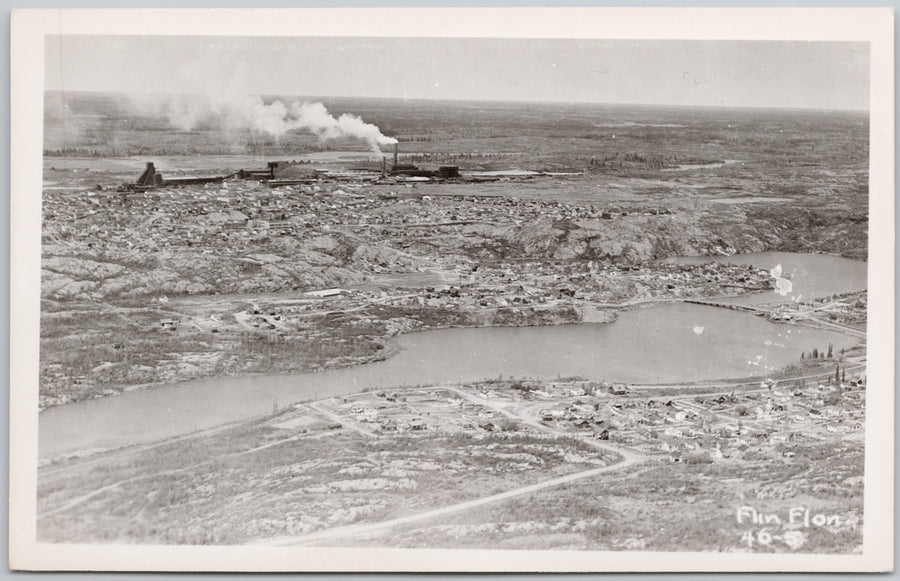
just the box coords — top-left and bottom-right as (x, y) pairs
(38, 251), (866, 459)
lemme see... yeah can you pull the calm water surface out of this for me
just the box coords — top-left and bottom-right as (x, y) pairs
(661, 251), (866, 305)
(39, 252), (866, 459)
(39, 300), (860, 459)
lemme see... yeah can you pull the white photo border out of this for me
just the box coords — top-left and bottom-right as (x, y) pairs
(9, 6), (894, 572)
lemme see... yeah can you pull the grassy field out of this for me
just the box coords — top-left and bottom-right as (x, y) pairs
(38, 373), (864, 552)
(349, 440), (864, 553)
(38, 404), (619, 544)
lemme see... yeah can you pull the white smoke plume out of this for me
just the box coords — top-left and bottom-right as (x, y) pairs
(151, 94), (397, 154)
(290, 101), (398, 152)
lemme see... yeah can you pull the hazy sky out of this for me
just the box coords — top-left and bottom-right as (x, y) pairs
(45, 36), (870, 110)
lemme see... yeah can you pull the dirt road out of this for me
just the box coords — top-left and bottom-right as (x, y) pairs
(443, 386), (647, 464)
(259, 455), (648, 546)
(258, 385), (650, 546)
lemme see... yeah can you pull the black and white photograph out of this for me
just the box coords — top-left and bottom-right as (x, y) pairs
(9, 7), (894, 572)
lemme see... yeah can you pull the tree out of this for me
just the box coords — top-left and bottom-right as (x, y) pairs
(834, 365), (841, 385)
(812, 347), (819, 359)
(827, 343), (833, 358)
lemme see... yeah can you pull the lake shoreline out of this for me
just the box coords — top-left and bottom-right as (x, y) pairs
(37, 251), (867, 459)
(36, 290), (778, 414)
(39, 251), (867, 412)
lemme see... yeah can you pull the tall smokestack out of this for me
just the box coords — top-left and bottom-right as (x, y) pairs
(393, 143), (398, 168)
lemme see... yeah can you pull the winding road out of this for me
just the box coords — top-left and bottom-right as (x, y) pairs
(258, 386), (650, 546)
(259, 458), (648, 546)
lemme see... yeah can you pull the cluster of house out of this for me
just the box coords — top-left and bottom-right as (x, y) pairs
(534, 378), (866, 462)
(768, 292), (867, 326)
(147, 263), (771, 340)
(326, 388), (514, 435)
(279, 374), (864, 471)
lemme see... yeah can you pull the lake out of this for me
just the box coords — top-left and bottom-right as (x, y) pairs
(39, 299), (859, 459)
(660, 251), (867, 305)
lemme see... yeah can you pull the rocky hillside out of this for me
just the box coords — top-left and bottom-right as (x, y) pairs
(42, 199), (866, 302)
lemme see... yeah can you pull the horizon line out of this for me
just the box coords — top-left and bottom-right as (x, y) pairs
(44, 89), (871, 115)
